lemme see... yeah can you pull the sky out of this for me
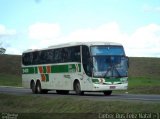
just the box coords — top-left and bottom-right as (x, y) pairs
(0, 0), (160, 57)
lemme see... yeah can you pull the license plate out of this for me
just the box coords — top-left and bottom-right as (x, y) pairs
(110, 86), (116, 89)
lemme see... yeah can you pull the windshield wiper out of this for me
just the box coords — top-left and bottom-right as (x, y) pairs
(103, 67), (111, 78)
(113, 65), (121, 78)
(103, 65), (121, 78)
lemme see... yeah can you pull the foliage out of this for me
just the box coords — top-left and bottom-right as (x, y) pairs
(0, 47), (6, 54)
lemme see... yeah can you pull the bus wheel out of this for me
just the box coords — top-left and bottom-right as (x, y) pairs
(103, 91), (112, 96)
(74, 81), (84, 95)
(31, 81), (36, 94)
(36, 81), (42, 94)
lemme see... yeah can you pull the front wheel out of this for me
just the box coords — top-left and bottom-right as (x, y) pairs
(103, 90), (112, 96)
(74, 81), (84, 95)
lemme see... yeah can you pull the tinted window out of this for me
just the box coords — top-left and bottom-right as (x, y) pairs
(91, 46), (125, 56)
(22, 46), (81, 65)
(22, 52), (33, 65)
(82, 45), (92, 76)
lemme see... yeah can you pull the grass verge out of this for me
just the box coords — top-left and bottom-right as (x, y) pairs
(127, 77), (160, 94)
(1, 94), (160, 113)
(0, 73), (21, 87)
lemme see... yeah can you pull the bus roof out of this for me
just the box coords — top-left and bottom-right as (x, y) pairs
(23, 42), (122, 53)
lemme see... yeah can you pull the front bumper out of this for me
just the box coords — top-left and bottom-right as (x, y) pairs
(92, 83), (128, 91)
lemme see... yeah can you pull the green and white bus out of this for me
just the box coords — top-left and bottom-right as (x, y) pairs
(22, 42), (129, 95)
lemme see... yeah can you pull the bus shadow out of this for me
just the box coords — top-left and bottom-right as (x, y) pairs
(47, 91), (119, 97)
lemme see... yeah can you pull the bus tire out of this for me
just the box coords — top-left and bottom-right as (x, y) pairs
(30, 81), (36, 94)
(36, 81), (42, 94)
(74, 81), (84, 95)
(103, 90), (112, 96)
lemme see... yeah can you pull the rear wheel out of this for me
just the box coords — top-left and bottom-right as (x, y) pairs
(36, 81), (42, 94)
(74, 81), (84, 95)
(103, 91), (112, 96)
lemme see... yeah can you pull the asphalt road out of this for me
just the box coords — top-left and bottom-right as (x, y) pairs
(0, 86), (160, 102)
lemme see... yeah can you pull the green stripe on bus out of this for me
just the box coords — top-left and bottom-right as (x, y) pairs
(92, 78), (121, 83)
(22, 67), (35, 74)
(35, 67), (38, 73)
(78, 64), (81, 72)
(92, 79), (99, 83)
(45, 74), (49, 81)
(51, 65), (68, 73)
(43, 66), (47, 73)
(104, 78), (121, 82)
(22, 64), (81, 74)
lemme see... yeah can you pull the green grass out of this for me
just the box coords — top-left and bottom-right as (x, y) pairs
(0, 55), (21, 87)
(127, 77), (160, 94)
(0, 94), (160, 119)
(0, 55), (21, 75)
(0, 73), (21, 87)
(129, 77), (160, 87)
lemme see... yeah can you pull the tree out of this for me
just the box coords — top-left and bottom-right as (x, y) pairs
(0, 47), (6, 54)
(0, 42), (6, 54)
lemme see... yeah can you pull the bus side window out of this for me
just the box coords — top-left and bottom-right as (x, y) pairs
(82, 45), (92, 76)
(32, 51), (39, 65)
(47, 49), (54, 63)
(39, 51), (45, 64)
(72, 46), (80, 62)
(22, 53), (33, 65)
(61, 48), (68, 62)
(54, 49), (62, 63)
(67, 46), (80, 63)
(22, 53), (27, 65)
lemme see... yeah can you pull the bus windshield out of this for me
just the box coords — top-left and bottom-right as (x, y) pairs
(91, 46), (125, 56)
(91, 46), (128, 78)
